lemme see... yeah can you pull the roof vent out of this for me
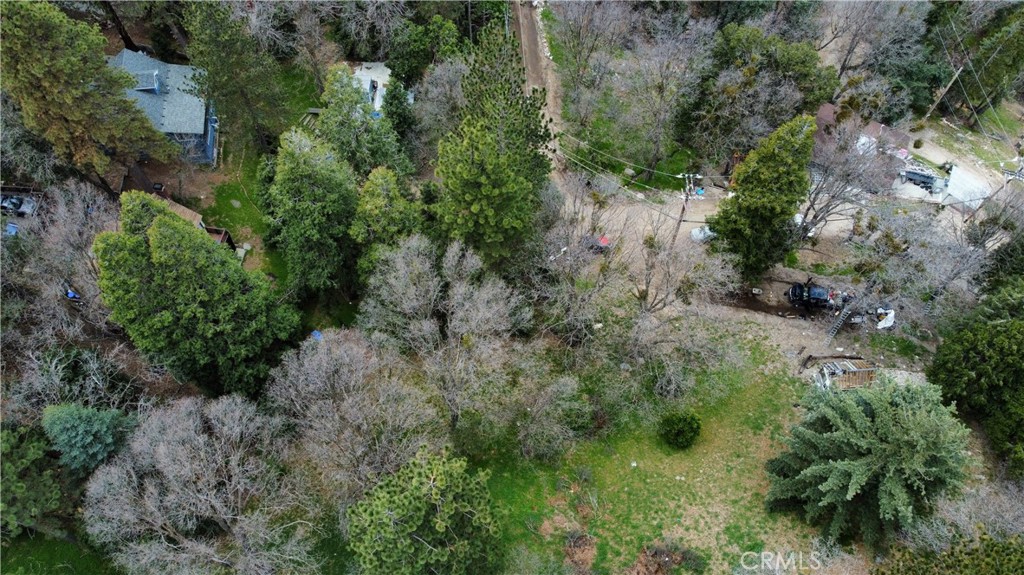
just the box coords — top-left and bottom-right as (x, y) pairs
(133, 70), (160, 93)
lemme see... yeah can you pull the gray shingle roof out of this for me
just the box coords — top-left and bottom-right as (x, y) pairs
(108, 49), (207, 135)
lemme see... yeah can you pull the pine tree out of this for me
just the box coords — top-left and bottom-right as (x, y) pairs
(182, 2), (286, 153)
(765, 382), (969, 550)
(263, 128), (359, 293)
(435, 119), (536, 266)
(347, 449), (501, 575)
(0, 1), (174, 188)
(1, 427), (62, 538)
(708, 115), (816, 282)
(94, 192), (298, 394)
(460, 21), (551, 193)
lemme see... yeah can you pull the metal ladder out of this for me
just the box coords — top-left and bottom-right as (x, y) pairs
(825, 305), (854, 346)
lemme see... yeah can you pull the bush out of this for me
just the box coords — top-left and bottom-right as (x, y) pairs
(42, 404), (130, 473)
(913, 138), (923, 148)
(659, 409), (702, 449)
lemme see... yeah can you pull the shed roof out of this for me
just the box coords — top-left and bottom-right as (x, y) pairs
(158, 197), (204, 228)
(108, 49), (207, 135)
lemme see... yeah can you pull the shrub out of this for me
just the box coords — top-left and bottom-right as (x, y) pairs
(42, 404), (130, 473)
(659, 409), (702, 449)
(913, 138), (923, 148)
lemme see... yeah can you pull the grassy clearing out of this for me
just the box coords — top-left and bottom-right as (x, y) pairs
(1, 536), (116, 575)
(929, 101), (1021, 166)
(488, 351), (821, 574)
(869, 333), (930, 361)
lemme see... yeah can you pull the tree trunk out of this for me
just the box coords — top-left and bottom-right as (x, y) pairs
(102, 2), (140, 52)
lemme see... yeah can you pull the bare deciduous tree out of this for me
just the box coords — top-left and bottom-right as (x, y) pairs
(267, 329), (443, 502)
(411, 58), (469, 165)
(4, 345), (156, 424)
(797, 120), (901, 241)
(535, 172), (629, 349)
(614, 19), (715, 180)
(85, 395), (318, 575)
(549, 1), (634, 95)
(292, 5), (341, 94)
(336, 0), (409, 59)
(817, 1), (929, 79)
(903, 477), (1024, 553)
(1, 182), (117, 367)
(359, 236), (530, 434)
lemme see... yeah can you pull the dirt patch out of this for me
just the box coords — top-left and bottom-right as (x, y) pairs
(564, 532), (597, 575)
(540, 512), (578, 538)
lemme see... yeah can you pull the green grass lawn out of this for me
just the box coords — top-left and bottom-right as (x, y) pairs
(929, 101), (1022, 166)
(1, 536), (116, 575)
(488, 357), (820, 574)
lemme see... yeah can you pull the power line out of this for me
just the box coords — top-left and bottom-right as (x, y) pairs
(946, 14), (1015, 145)
(557, 149), (709, 224)
(934, 26), (991, 139)
(560, 132), (731, 183)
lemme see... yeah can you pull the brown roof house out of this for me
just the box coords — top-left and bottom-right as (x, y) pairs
(815, 103), (912, 157)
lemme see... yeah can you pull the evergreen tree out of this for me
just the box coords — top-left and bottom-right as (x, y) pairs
(434, 23), (551, 266)
(41, 404), (130, 473)
(708, 115), (816, 282)
(350, 166), (423, 246)
(765, 382), (969, 550)
(1, 427), (62, 538)
(435, 119), (537, 266)
(0, 1), (174, 189)
(382, 81), (417, 152)
(386, 15), (461, 85)
(264, 128), (359, 293)
(182, 2), (286, 152)
(928, 282), (1024, 477)
(460, 21), (551, 193)
(347, 449), (502, 575)
(93, 192), (298, 395)
(318, 65), (413, 178)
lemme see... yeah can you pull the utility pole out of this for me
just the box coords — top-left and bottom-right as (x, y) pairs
(924, 65), (963, 121)
(671, 173), (702, 247)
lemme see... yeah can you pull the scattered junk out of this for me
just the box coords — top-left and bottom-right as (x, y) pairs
(802, 355), (878, 391)
(690, 225), (716, 243)
(751, 287), (763, 296)
(4, 222), (19, 236)
(582, 234), (612, 254)
(899, 164), (948, 193)
(876, 306), (896, 329)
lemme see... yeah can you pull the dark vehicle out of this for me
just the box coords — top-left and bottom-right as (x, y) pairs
(0, 194), (37, 217)
(899, 167), (947, 193)
(787, 279), (852, 310)
(582, 234), (612, 254)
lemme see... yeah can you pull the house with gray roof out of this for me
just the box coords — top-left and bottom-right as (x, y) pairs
(108, 49), (219, 163)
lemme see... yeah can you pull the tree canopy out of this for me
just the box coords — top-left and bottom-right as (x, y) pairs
(264, 128), (359, 293)
(93, 192), (298, 394)
(182, 1), (286, 152)
(42, 404), (130, 474)
(347, 449), (502, 575)
(708, 115), (816, 281)
(0, 426), (63, 538)
(766, 382), (969, 550)
(0, 1), (173, 181)
(928, 278), (1024, 477)
(317, 65), (413, 178)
